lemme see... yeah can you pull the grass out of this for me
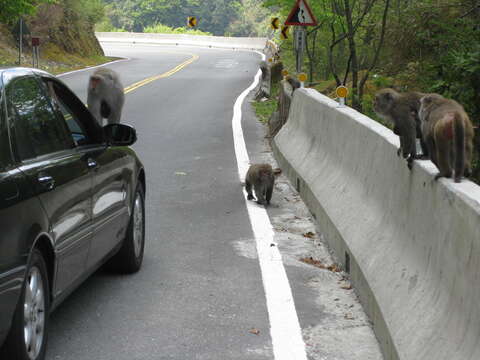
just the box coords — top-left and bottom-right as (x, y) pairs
(1, 48), (114, 75)
(0, 36), (114, 75)
(252, 83), (280, 124)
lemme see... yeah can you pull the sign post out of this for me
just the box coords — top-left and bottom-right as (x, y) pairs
(294, 27), (307, 73)
(285, 0), (317, 75)
(32, 37), (40, 68)
(336, 86), (349, 107)
(298, 73), (307, 88)
(13, 18), (30, 65)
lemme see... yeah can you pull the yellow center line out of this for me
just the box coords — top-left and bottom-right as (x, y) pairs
(124, 53), (199, 94)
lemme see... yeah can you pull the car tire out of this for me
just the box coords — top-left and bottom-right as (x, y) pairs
(109, 183), (145, 273)
(1, 249), (50, 360)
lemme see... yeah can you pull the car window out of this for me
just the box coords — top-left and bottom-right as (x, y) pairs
(42, 79), (92, 147)
(6, 76), (74, 161)
(0, 92), (14, 172)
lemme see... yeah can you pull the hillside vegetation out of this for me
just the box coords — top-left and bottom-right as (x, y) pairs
(261, 0), (480, 181)
(97, 0), (272, 37)
(0, 0), (108, 73)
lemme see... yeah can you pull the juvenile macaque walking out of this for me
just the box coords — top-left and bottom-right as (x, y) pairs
(419, 94), (474, 182)
(374, 89), (427, 169)
(245, 164), (275, 206)
(87, 68), (125, 126)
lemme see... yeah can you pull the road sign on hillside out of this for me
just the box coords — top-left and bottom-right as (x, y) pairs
(271, 17), (280, 30)
(280, 25), (290, 40)
(187, 17), (197, 27)
(285, 0), (318, 26)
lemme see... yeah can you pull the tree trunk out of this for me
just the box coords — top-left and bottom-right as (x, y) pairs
(344, 0), (361, 111)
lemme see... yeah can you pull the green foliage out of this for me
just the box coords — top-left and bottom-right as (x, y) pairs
(0, 0), (55, 24)
(61, 0), (104, 25)
(252, 83), (280, 124)
(388, 1), (479, 124)
(95, 16), (123, 32)
(226, 0), (272, 37)
(371, 74), (393, 89)
(261, 0), (480, 182)
(144, 23), (211, 36)
(102, 0), (244, 35)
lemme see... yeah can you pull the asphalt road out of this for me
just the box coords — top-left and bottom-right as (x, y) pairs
(47, 43), (273, 360)
(44, 42), (384, 360)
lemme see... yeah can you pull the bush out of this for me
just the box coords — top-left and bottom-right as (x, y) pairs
(144, 23), (212, 36)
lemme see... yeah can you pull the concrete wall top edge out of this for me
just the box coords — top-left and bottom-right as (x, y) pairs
(95, 32), (267, 50)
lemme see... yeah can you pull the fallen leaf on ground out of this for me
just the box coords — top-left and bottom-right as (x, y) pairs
(328, 264), (341, 272)
(175, 171), (187, 176)
(249, 328), (260, 335)
(344, 313), (354, 320)
(300, 257), (323, 267)
(303, 232), (315, 238)
(300, 257), (342, 273)
(341, 284), (352, 290)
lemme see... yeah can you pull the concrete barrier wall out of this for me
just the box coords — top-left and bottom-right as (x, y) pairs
(95, 32), (267, 50)
(272, 89), (480, 360)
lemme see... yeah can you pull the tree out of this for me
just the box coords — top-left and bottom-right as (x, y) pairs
(0, 0), (54, 24)
(101, 0), (242, 35)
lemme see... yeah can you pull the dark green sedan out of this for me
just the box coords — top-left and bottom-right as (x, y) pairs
(0, 68), (146, 360)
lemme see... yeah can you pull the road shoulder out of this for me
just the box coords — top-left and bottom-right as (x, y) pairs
(242, 90), (384, 360)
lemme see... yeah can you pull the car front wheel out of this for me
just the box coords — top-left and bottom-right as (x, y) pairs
(1, 249), (50, 360)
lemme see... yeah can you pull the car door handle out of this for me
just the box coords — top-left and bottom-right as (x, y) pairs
(87, 158), (98, 169)
(37, 173), (55, 190)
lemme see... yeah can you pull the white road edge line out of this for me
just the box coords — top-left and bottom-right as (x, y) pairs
(57, 57), (130, 77)
(232, 52), (308, 360)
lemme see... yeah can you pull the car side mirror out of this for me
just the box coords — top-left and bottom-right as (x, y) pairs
(103, 124), (137, 146)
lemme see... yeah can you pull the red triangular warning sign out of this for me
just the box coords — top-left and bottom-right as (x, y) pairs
(285, 0), (318, 26)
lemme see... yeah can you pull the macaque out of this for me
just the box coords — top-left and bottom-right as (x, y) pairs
(270, 61), (283, 84)
(374, 88), (427, 169)
(259, 60), (268, 80)
(245, 164), (276, 205)
(285, 75), (301, 91)
(419, 94), (474, 182)
(87, 68), (125, 126)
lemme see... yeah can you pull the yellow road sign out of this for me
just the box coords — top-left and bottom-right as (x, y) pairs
(298, 73), (307, 82)
(280, 25), (290, 40)
(336, 86), (348, 98)
(282, 69), (289, 77)
(271, 17), (280, 30)
(187, 16), (197, 27)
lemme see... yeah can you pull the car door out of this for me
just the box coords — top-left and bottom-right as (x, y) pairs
(4, 71), (93, 297)
(86, 137), (131, 268)
(38, 76), (131, 271)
